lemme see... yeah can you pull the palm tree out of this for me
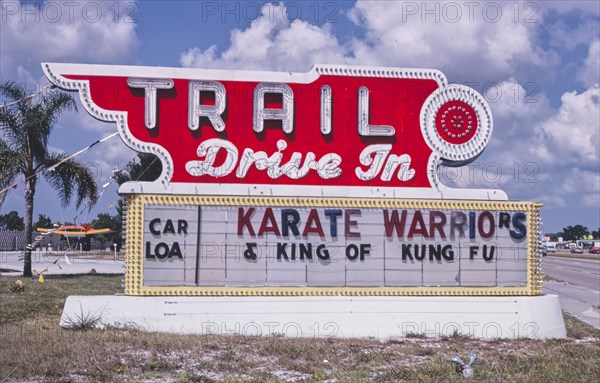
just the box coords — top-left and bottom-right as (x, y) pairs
(0, 81), (98, 277)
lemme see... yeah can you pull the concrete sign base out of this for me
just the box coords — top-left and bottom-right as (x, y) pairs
(60, 295), (566, 340)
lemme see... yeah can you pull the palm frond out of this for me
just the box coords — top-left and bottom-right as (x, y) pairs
(41, 91), (77, 125)
(0, 81), (32, 126)
(31, 93), (76, 164)
(43, 152), (99, 209)
(0, 82), (27, 106)
(24, 105), (51, 163)
(1, 83), (75, 159)
(0, 138), (25, 181)
(0, 96), (25, 149)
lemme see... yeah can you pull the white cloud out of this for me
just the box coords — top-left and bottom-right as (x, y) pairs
(476, 81), (552, 163)
(0, 0), (139, 82)
(346, 0), (548, 82)
(559, 169), (600, 208)
(490, 84), (600, 210)
(180, 45), (218, 68)
(180, 3), (347, 71)
(547, 18), (599, 51)
(560, 168), (600, 193)
(577, 39), (600, 87)
(531, 87), (600, 168)
(486, 80), (550, 122)
(181, 1), (553, 85)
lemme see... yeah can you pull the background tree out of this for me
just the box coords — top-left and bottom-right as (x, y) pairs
(591, 228), (600, 240)
(33, 214), (53, 230)
(561, 225), (589, 241)
(545, 232), (560, 242)
(113, 152), (162, 186)
(0, 82), (98, 277)
(90, 212), (121, 246)
(0, 210), (24, 231)
(114, 152), (162, 247)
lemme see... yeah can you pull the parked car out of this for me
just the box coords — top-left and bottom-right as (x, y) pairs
(589, 247), (600, 254)
(546, 245), (556, 253)
(570, 247), (584, 254)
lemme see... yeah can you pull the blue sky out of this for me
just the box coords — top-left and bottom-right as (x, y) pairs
(1, 0), (599, 234)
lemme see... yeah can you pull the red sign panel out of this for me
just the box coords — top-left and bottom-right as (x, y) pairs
(43, 63), (496, 199)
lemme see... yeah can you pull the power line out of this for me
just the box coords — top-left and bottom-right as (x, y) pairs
(0, 84), (57, 109)
(0, 132), (119, 195)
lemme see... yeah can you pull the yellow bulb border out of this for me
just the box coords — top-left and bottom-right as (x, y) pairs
(124, 194), (542, 296)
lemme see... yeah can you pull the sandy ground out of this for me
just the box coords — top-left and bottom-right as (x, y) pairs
(0, 250), (125, 275)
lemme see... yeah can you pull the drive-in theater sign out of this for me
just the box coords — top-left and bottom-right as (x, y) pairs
(43, 63), (541, 297)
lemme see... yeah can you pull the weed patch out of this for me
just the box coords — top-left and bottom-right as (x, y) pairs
(0, 274), (599, 382)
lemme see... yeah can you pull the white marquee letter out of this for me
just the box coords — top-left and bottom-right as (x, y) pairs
(253, 83), (294, 134)
(189, 81), (226, 132)
(127, 78), (174, 129)
(320, 85), (332, 135)
(381, 154), (415, 181)
(355, 144), (391, 180)
(185, 139), (238, 177)
(358, 86), (395, 136)
(317, 153), (342, 179)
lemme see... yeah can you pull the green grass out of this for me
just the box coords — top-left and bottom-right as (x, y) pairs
(0, 274), (122, 324)
(563, 310), (600, 339)
(1, 274), (599, 383)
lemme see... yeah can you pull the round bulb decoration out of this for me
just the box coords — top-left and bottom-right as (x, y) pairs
(420, 84), (492, 166)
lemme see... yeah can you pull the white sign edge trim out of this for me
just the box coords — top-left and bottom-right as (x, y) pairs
(118, 181), (508, 200)
(42, 62), (448, 86)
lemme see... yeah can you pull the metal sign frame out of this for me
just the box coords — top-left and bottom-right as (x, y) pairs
(124, 194), (541, 296)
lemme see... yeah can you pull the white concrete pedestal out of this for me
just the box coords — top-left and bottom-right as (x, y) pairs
(60, 295), (566, 339)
